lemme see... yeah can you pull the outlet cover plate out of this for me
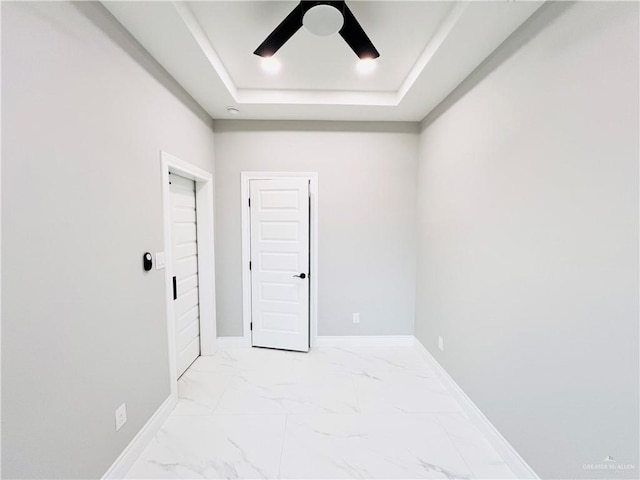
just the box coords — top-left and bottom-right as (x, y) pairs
(438, 336), (444, 351)
(115, 403), (127, 431)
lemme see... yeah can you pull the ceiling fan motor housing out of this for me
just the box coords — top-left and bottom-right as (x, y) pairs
(303, 3), (344, 37)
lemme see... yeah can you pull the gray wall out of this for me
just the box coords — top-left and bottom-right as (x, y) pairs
(2, 2), (215, 478)
(213, 121), (418, 337)
(415, 2), (639, 479)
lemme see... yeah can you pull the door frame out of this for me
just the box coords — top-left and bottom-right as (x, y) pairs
(241, 171), (319, 348)
(161, 151), (217, 398)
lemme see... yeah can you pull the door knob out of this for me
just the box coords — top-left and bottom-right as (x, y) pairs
(293, 273), (306, 279)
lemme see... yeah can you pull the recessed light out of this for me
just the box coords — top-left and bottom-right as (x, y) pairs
(356, 58), (377, 75)
(261, 56), (281, 75)
(226, 106), (240, 115)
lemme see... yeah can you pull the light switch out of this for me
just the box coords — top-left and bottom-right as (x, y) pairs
(155, 252), (166, 270)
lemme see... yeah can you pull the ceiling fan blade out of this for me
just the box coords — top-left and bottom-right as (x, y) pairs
(254, 3), (305, 57)
(339, 4), (379, 59)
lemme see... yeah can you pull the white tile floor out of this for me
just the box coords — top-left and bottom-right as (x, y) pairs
(126, 346), (516, 479)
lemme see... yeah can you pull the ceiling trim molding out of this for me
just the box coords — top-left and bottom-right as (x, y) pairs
(172, 1), (238, 99)
(397, 1), (468, 101)
(236, 89), (398, 106)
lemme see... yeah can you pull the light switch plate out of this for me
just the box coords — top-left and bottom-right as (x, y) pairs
(155, 252), (166, 270)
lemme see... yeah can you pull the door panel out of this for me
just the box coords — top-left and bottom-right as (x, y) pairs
(250, 178), (309, 352)
(174, 256), (198, 280)
(261, 312), (300, 333)
(259, 221), (300, 241)
(260, 252), (299, 272)
(170, 173), (201, 376)
(260, 282), (299, 303)
(176, 313), (200, 351)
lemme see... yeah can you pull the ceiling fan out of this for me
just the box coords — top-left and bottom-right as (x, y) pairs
(253, 1), (380, 60)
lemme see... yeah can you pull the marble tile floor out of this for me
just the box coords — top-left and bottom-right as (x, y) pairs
(126, 346), (517, 479)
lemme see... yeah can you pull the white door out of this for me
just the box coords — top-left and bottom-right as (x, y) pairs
(250, 178), (310, 352)
(170, 172), (201, 377)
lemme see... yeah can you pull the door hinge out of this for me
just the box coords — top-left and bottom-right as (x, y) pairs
(249, 261), (252, 270)
(248, 198), (251, 207)
(250, 322), (253, 331)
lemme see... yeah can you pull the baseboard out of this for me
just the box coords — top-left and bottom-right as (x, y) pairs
(216, 336), (251, 348)
(314, 335), (415, 347)
(102, 394), (177, 479)
(217, 335), (415, 348)
(413, 338), (539, 479)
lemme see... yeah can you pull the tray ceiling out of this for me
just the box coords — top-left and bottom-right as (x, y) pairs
(103, 1), (544, 121)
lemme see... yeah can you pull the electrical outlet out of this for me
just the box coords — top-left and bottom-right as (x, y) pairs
(353, 313), (360, 324)
(115, 403), (127, 431)
(438, 336), (444, 351)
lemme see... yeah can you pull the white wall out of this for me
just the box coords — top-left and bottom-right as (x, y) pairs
(213, 121), (418, 338)
(1, 2), (215, 478)
(415, 2), (639, 479)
